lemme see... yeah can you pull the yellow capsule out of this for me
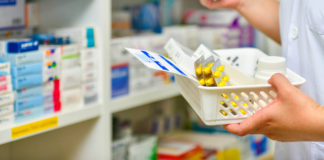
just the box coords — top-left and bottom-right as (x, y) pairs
(195, 67), (202, 75)
(240, 109), (246, 115)
(220, 110), (227, 116)
(206, 78), (215, 86)
(199, 79), (206, 86)
(220, 101), (228, 108)
(222, 75), (230, 82)
(243, 103), (248, 107)
(231, 101), (238, 107)
(234, 96), (239, 99)
(229, 109), (237, 115)
(217, 65), (225, 72)
(213, 71), (221, 78)
(222, 93), (229, 99)
(203, 67), (212, 75)
(217, 81), (226, 87)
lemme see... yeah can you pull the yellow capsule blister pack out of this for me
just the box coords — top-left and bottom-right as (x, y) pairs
(194, 56), (206, 86)
(202, 56), (232, 87)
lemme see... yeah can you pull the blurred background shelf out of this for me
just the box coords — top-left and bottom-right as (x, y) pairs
(0, 104), (100, 145)
(111, 84), (179, 113)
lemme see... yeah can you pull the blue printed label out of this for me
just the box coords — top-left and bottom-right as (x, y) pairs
(0, 0), (16, 6)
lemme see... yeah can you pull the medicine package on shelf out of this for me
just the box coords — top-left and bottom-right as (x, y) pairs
(126, 39), (306, 125)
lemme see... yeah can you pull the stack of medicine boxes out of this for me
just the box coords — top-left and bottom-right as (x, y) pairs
(58, 44), (82, 111)
(52, 27), (98, 106)
(40, 46), (61, 113)
(0, 40), (43, 123)
(0, 61), (14, 128)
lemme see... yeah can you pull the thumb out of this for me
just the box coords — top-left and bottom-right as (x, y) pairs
(268, 73), (293, 94)
(223, 107), (271, 135)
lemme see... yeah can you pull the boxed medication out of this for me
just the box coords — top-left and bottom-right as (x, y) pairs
(83, 82), (98, 105)
(14, 106), (43, 123)
(12, 73), (43, 90)
(14, 85), (42, 99)
(0, 0), (25, 30)
(0, 62), (10, 74)
(0, 114), (14, 128)
(14, 95), (43, 113)
(0, 39), (39, 54)
(11, 62), (42, 77)
(61, 87), (82, 111)
(60, 67), (81, 89)
(0, 92), (14, 107)
(0, 104), (13, 117)
(126, 39), (306, 125)
(0, 51), (42, 65)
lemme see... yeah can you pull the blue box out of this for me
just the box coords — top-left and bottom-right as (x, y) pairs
(14, 106), (43, 124)
(0, 51), (42, 65)
(11, 62), (43, 77)
(111, 63), (129, 98)
(15, 85), (43, 99)
(7, 40), (39, 53)
(12, 74), (43, 90)
(14, 95), (43, 113)
(0, 39), (39, 54)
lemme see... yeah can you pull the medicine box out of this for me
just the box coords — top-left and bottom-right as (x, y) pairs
(61, 87), (82, 111)
(83, 82), (98, 105)
(0, 83), (13, 95)
(0, 62), (10, 74)
(0, 0), (25, 31)
(14, 106), (43, 123)
(14, 95), (43, 113)
(0, 114), (14, 129)
(0, 51), (42, 65)
(60, 67), (81, 89)
(0, 39), (39, 54)
(12, 73), (43, 90)
(0, 92), (14, 107)
(111, 62), (129, 98)
(0, 75), (12, 85)
(44, 102), (54, 114)
(82, 70), (97, 83)
(15, 85), (43, 99)
(0, 104), (13, 117)
(81, 48), (98, 61)
(11, 62), (43, 77)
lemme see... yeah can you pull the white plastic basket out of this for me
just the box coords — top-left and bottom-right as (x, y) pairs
(175, 48), (306, 125)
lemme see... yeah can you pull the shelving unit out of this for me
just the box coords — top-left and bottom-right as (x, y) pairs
(111, 84), (180, 113)
(0, 104), (100, 145)
(0, 0), (111, 159)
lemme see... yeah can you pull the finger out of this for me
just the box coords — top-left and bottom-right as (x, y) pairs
(223, 108), (270, 136)
(200, 0), (224, 9)
(268, 73), (293, 94)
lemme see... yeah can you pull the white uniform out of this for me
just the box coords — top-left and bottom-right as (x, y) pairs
(275, 0), (324, 159)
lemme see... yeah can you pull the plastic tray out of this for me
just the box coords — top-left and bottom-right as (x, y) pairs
(175, 48), (306, 125)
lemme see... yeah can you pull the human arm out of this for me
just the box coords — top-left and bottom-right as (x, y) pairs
(200, 0), (281, 44)
(224, 74), (324, 142)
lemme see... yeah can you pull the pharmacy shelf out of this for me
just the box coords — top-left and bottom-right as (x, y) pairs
(0, 104), (101, 145)
(110, 84), (180, 113)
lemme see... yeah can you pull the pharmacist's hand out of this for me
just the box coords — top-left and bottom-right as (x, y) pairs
(200, 0), (245, 10)
(223, 73), (323, 142)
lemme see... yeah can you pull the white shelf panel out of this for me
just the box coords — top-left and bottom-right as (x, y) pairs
(0, 104), (101, 145)
(111, 84), (180, 113)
